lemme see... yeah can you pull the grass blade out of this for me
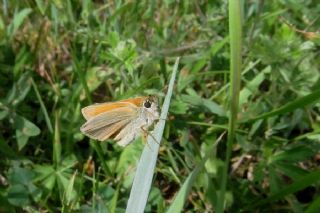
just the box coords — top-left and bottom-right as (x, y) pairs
(31, 78), (53, 133)
(216, 1), (242, 212)
(167, 133), (224, 213)
(125, 57), (180, 213)
(167, 160), (205, 213)
(53, 110), (61, 167)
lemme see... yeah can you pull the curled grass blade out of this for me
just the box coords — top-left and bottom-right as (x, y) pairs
(125, 57), (180, 213)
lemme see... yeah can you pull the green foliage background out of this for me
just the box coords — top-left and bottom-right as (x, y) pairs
(0, 0), (320, 212)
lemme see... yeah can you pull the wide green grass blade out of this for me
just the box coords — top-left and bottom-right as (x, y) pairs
(216, 1), (242, 212)
(125, 58), (180, 213)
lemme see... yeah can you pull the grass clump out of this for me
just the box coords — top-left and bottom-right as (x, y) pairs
(0, 1), (320, 212)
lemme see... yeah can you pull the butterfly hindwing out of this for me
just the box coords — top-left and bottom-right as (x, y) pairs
(80, 106), (138, 141)
(84, 118), (131, 141)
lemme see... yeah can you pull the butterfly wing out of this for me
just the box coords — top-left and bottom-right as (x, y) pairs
(80, 106), (138, 141)
(83, 118), (131, 141)
(81, 97), (146, 120)
(82, 102), (133, 120)
(114, 121), (138, 146)
(80, 97), (150, 145)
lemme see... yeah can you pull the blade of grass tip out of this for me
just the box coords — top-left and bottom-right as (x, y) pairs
(167, 132), (225, 213)
(125, 57), (180, 213)
(216, 1), (242, 213)
(31, 78), (53, 133)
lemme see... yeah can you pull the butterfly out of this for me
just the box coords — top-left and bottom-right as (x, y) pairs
(80, 96), (159, 147)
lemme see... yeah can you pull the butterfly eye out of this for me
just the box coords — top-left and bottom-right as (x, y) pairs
(144, 100), (152, 108)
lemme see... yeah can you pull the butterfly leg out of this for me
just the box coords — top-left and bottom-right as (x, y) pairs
(140, 126), (160, 145)
(142, 130), (153, 151)
(154, 117), (168, 122)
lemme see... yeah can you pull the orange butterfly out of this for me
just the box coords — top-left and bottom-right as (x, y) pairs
(80, 96), (159, 146)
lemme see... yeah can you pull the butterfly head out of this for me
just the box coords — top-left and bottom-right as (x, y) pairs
(142, 96), (159, 122)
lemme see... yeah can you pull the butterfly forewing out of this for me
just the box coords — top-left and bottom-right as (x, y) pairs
(80, 106), (138, 140)
(82, 101), (139, 120)
(85, 118), (132, 141)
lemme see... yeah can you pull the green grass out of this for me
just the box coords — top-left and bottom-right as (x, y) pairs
(1, 1), (320, 212)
